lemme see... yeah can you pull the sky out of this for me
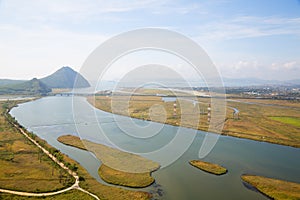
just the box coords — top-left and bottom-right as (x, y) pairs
(0, 0), (300, 81)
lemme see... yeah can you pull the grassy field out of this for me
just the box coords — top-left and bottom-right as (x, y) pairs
(0, 101), (153, 199)
(225, 100), (300, 147)
(0, 189), (95, 200)
(0, 101), (74, 193)
(88, 94), (300, 148)
(241, 175), (300, 200)
(189, 160), (227, 175)
(117, 88), (195, 96)
(232, 98), (300, 108)
(58, 135), (159, 188)
(88, 95), (211, 131)
(269, 116), (300, 128)
(99, 165), (154, 188)
(54, 144), (153, 200)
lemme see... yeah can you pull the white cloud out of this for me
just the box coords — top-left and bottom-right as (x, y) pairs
(151, 2), (202, 15)
(234, 60), (258, 70)
(283, 61), (298, 70)
(271, 61), (299, 71)
(0, 0), (196, 25)
(0, 24), (108, 79)
(219, 60), (300, 80)
(271, 62), (280, 70)
(1, 0), (300, 81)
(196, 16), (300, 41)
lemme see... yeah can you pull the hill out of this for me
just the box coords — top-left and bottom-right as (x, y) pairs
(0, 78), (51, 95)
(40, 66), (90, 88)
(222, 77), (300, 87)
(0, 79), (25, 86)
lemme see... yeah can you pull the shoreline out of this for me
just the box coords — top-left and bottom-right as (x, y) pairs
(3, 100), (153, 200)
(57, 135), (160, 188)
(2, 101), (99, 198)
(241, 175), (300, 199)
(87, 96), (300, 148)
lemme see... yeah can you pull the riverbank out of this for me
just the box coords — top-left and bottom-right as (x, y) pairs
(0, 100), (75, 193)
(87, 95), (300, 148)
(0, 189), (95, 200)
(1, 100), (153, 200)
(57, 135), (160, 188)
(241, 175), (300, 200)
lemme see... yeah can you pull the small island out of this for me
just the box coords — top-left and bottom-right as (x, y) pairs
(241, 175), (300, 200)
(58, 135), (160, 188)
(99, 165), (155, 188)
(189, 160), (227, 175)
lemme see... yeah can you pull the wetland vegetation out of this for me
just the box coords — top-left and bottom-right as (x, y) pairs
(0, 101), (153, 200)
(189, 160), (227, 175)
(58, 135), (160, 188)
(88, 88), (300, 148)
(241, 175), (300, 200)
(0, 100), (74, 192)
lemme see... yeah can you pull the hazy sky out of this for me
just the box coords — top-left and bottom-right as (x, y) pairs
(0, 0), (300, 80)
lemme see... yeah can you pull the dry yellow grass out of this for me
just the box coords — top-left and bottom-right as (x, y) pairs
(58, 135), (159, 188)
(189, 160), (227, 175)
(56, 136), (153, 200)
(225, 100), (300, 147)
(99, 164), (154, 188)
(1, 101), (153, 199)
(0, 189), (95, 200)
(88, 96), (210, 130)
(0, 101), (74, 193)
(242, 175), (300, 200)
(235, 98), (300, 108)
(88, 94), (300, 148)
(57, 135), (86, 150)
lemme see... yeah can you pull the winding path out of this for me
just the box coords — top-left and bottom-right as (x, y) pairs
(0, 110), (100, 199)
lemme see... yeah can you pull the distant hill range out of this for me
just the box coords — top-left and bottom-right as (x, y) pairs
(0, 66), (299, 95)
(0, 79), (26, 86)
(222, 77), (300, 87)
(0, 78), (51, 95)
(0, 66), (90, 95)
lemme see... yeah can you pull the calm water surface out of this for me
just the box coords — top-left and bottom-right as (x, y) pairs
(10, 96), (300, 200)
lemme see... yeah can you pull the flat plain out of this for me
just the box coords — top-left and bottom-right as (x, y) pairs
(88, 90), (300, 148)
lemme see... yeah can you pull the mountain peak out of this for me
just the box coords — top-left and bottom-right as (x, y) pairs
(60, 66), (73, 71)
(40, 67), (90, 89)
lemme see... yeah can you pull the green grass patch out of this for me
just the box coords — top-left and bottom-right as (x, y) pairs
(241, 175), (300, 200)
(269, 116), (300, 128)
